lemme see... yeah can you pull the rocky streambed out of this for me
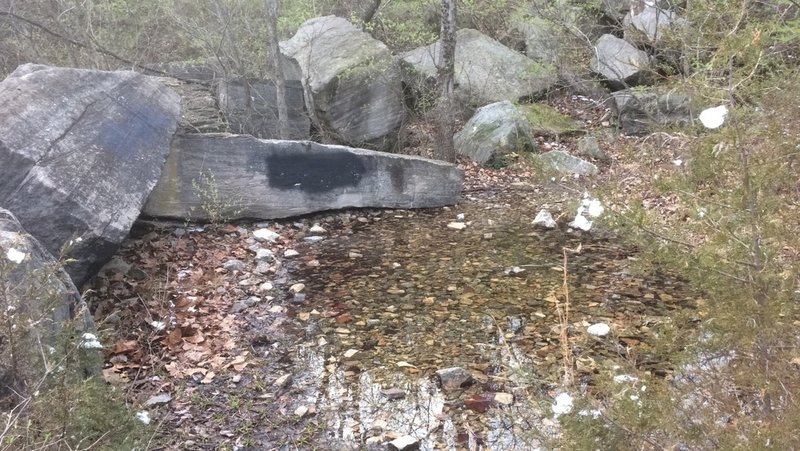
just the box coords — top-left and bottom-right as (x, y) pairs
(89, 180), (700, 450)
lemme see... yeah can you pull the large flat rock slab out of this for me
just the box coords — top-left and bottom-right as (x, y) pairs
(0, 64), (180, 285)
(143, 134), (464, 220)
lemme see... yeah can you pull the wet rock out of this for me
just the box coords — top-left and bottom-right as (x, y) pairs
(223, 259), (244, 271)
(255, 248), (274, 261)
(253, 228), (280, 243)
(436, 367), (472, 391)
(494, 392), (514, 405)
(381, 387), (406, 400)
(273, 373), (291, 388)
(389, 435), (420, 451)
(532, 209), (558, 229)
(231, 296), (261, 313)
(465, 393), (496, 413)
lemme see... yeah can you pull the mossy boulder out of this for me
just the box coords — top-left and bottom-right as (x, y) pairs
(454, 101), (537, 167)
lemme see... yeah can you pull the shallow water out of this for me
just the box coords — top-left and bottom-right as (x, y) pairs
(252, 190), (699, 450)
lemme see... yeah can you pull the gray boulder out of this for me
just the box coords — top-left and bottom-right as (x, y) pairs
(590, 34), (650, 85)
(143, 134), (463, 220)
(454, 101), (536, 166)
(280, 16), (405, 151)
(612, 88), (692, 135)
(536, 150), (598, 175)
(216, 78), (310, 140)
(624, 4), (682, 45)
(401, 28), (557, 107)
(0, 64), (180, 285)
(0, 208), (96, 404)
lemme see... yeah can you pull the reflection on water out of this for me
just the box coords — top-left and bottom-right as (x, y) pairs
(270, 191), (697, 449)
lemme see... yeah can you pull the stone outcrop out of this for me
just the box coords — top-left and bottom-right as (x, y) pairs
(454, 101), (536, 166)
(216, 78), (310, 140)
(0, 64), (180, 285)
(280, 16), (405, 151)
(0, 208), (96, 404)
(157, 77), (229, 134)
(612, 88), (692, 135)
(143, 134), (463, 220)
(590, 34), (650, 86)
(401, 28), (557, 106)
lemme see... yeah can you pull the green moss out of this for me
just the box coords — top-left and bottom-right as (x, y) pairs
(519, 103), (584, 136)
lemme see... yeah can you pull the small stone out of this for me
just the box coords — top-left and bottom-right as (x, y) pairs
(284, 249), (299, 257)
(223, 259), (244, 271)
(465, 393), (495, 413)
(456, 213), (465, 220)
(253, 228), (280, 242)
(269, 305), (284, 313)
(294, 405), (309, 417)
(343, 349), (360, 359)
(304, 236), (324, 242)
(293, 293), (306, 303)
(145, 392), (172, 406)
(533, 209), (558, 229)
(349, 251), (363, 258)
(273, 373), (291, 388)
(382, 387), (406, 400)
(335, 327), (351, 334)
(255, 248), (274, 260)
(436, 367), (472, 391)
(494, 392), (513, 405)
(309, 224), (326, 233)
(389, 435), (419, 451)
(447, 222), (466, 230)
(587, 323), (611, 337)
(258, 282), (274, 292)
(306, 259), (320, 267)
(387, 287), (405, 295)
(289, 283), (305, 293)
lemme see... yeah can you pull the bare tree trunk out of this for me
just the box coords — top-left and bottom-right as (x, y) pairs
(434, 0), (457, 163)
(361, 0), (382, 25)
(264, 0), (289, 139)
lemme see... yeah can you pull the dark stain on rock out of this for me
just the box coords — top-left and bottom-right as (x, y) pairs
(388, 160), (405, 193)
(266, 148), (366, 193)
